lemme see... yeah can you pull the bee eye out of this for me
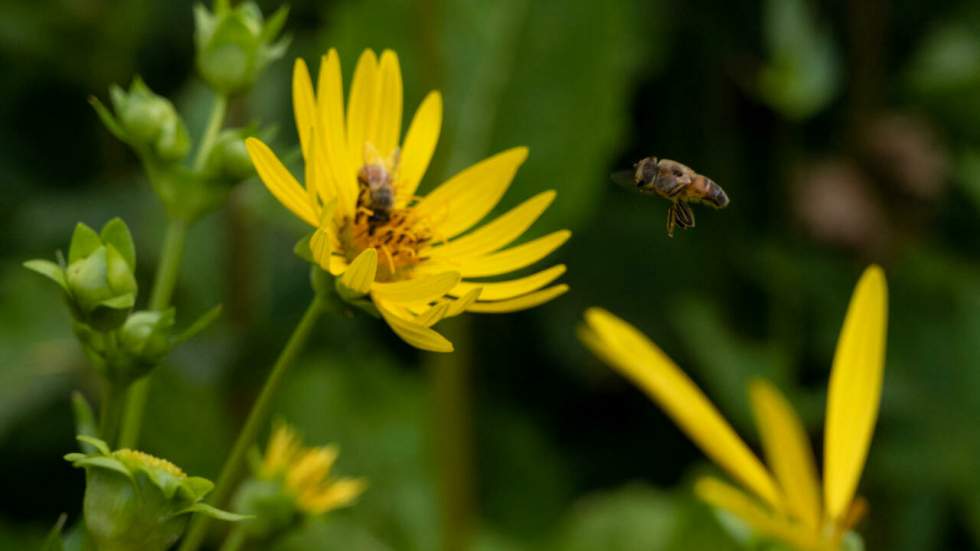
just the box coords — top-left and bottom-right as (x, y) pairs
(672, 169), (683, 177)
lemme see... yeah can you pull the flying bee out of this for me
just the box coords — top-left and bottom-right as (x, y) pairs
(611, 157), (729, 237)
(357, 144), (400, 225)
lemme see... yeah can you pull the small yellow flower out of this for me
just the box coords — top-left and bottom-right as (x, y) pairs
(246, 48), (569, 352)
(260, 424), (365, 516)
(579, 266), (888, 551)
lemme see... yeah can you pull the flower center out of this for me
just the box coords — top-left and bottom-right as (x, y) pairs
(342, 144), (432, 281)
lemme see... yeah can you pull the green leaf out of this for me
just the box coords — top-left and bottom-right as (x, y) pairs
(68, 223), (102, 265)
(40, 513), (67, 551)
(22, 259), (68, 292)
(71, 392), (99, 449)
(171, 305), (223, 347)
(99, 218), (136, 270)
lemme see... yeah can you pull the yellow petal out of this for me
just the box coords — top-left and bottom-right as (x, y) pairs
(346, 49), (378, 170)
(371, 271), (461, 304)
(446, 287), (482, 317)
(415, 302), (450, 327)
(428, 191), (556, 259)
(371, 50), (403, 157)
(453, 265), (566, 301)
(310, 201), (337, 272)
(328, 254), (348, 276)
(314, 50), (358, 219)
(376, 300), (454, 353)
(824, 265), (888, 521)
(415, 147), (529, 239)
(397, 91), (442, 204)
(292, 59), (316, 159)
(466, 284), (568, 313)
(695, 477), (820, 551)
(453, 230), (571, 278)
(301, 478), (367, 514)
(245, 138), (317, 227)
(339, 248), (378, 296)
(304, 130), (334, 207)
(750, 380), (822, 531)
(580, 308), (783, 510)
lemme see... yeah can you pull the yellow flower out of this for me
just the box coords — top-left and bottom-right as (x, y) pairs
(260, 424), (365, 516)
(246, 49), (570, 352)
(579, 266), (888, 551)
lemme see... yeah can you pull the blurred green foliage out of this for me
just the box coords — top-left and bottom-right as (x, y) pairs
(2, 0), (980, 550)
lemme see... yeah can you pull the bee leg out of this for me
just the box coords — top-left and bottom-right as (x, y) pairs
(666, 181), (688, 198)
(674, 201), (695, 229)
(666, 203), (676, 238)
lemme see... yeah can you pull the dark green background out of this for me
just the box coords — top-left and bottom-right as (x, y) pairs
(2, 0), (979, 549)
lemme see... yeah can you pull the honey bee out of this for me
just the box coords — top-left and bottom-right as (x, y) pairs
(357, 144), (400, 225)
(612, 157), (729, 237)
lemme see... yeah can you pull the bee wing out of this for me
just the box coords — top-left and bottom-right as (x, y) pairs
(610, 170), (641, 192)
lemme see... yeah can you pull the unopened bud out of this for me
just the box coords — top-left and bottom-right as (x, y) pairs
(194, 1), (289, 95)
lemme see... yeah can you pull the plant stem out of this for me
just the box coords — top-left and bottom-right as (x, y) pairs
(427, 317), (474, 551)
(193, 94), (228, 171)
(218, 526), (247, 551)
(178, 296), (324, 551)
(98, 380), (126, 446)
(116, 218), (189, 449)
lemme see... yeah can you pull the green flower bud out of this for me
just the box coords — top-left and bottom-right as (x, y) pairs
(39, 219), (139, 332)
(117, 310), (177, 375)
(106, 78), (191, 161)
(231, 478), (297, 539)
(204, 128), (256, 182)
(194, 0), (289, 95)
(66, 436), (246, 551)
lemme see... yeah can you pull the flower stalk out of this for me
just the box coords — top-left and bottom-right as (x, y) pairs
(178, 295), (325, 551)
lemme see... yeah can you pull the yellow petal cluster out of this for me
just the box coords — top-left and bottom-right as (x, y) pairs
(261, 424), (365, 516)
(579, 266), (888, 551)
(247, 48), (569, 352)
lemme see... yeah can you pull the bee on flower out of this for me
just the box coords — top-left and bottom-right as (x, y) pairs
(246, 48), (570, 352)
(579, 266), (888, 551)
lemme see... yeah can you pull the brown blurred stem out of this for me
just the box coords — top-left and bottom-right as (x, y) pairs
(427, 317), (475, 551)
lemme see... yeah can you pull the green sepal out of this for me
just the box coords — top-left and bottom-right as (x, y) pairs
(171, 304), (223, 346)
(181, 477), (215, 501)
(100, 218), (136, 270)
(69, 223), (102, 265)
(71, 456), (134, 480)
(172, 502), (251, 522)
(98, 292), (136, 310)
(77, 435), (112, 456)
(71, 392), (100, 450)
(89, 96), (128, 143)
(23, 259), (68, 292)
(294, 234), (314, 263)
(41, 513), (67, 551)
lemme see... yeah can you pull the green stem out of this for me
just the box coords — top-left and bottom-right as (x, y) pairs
(116, 218), (189, 449)
(98, 380), (126, 446)
(193, 94), (228, 171)
(428, 317), (474, 551)
(179, 296), (324, 551)
(218, 526), (247, 551)
(149, 218), (190, 311)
